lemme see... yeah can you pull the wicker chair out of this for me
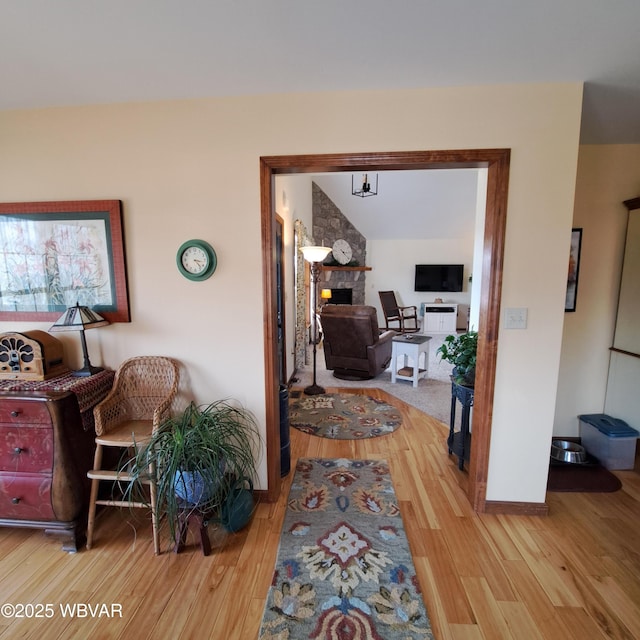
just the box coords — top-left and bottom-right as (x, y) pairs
(86, 356), (179, 554)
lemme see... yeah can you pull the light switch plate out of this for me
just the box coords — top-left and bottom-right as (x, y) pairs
(504, 307), (528, 329)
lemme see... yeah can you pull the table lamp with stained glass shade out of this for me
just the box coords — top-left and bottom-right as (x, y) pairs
(49, 303), (109, 377)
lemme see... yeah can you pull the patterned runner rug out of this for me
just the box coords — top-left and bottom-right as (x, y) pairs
(259, 458), (434, 639)
(289, 392), (402, 440)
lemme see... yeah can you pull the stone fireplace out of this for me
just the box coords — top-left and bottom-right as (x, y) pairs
(312, 182), (367, 305)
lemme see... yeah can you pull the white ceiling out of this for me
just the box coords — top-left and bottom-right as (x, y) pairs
(1, 1), (640, 144)
(311, 170), (480, 240)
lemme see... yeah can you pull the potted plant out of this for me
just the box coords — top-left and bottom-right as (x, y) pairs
(127, 399), (260, 546)
(436, 330), (478, 387)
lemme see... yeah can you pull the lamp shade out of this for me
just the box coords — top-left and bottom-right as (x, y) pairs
(50, 304), (109, 332)
(321, 289), (332, 299)
(300, 245), (331, 263)
(49, 303), (109, 377)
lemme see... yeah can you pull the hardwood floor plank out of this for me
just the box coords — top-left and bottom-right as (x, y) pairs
(439, 475), (473, 519)
(420, 529), (476, 625)
(395, 451), (440, 529)
(474, 515), (523, 563)
(241, 598), (271, 640)
(460, 576), (514, 639)
(175, 565), (234, 639)
(0, 538), (68, 603)
(586, 575), (640, 640)
(412, 555), (456, 640)
(501, 558), (565, 629)
(555, 605), (618, 640)
(147, 551), (211, 638)
(497, 600), (545, 640)
(448, 623), (484, 639)
(600, 555), (640, 604)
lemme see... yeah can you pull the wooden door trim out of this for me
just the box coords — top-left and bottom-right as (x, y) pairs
(260, 149), (510, 509)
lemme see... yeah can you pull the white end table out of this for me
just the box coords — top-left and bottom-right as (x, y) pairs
(391, 334), (432, 387)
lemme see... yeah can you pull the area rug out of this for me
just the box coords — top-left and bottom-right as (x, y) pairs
(289, 391), (402, 440)
(547, 462), (622, 492)
(294, 334), (454, 425)
(258, 458), (434, 639)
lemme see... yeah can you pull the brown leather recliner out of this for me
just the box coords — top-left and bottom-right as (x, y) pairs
(320, 304), (394, 380)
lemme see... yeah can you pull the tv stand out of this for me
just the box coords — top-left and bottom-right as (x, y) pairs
(423, 303), (458, 334)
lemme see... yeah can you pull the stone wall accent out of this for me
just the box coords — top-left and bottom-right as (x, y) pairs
(312, 182), (367, 305)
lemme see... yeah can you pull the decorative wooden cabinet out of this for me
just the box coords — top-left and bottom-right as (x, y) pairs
(0, 371), (114, 551)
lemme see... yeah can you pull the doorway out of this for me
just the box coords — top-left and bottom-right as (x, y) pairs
(260, 149), (510, 508)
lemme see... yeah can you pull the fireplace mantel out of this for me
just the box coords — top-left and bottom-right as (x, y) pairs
(320, 266), (371, 289)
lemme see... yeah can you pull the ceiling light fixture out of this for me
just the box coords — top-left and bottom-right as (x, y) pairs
(352, 173), (378, 198)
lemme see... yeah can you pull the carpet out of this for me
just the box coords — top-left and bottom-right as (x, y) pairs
(294, 334), (454, 425)
(547, 461), (622, 492)
(289, 392), (402, 440)
(259, 458), (434, 639)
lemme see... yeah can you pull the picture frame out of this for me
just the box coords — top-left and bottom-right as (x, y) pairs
(0, 200), (130, 322)
(565, 228), (582, 312)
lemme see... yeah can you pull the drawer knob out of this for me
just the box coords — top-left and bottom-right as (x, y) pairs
(11, 497), (20, 504)
(14, 447), (23, 454)
(10, 410), (21, 418)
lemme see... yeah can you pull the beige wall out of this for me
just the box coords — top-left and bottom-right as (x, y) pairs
(0, 83), (583, 501)
(366, 238), (474, 322)
(555, 144), (640, 435)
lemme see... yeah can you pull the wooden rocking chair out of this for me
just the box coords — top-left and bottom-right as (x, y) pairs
(378, 290), (419, 333)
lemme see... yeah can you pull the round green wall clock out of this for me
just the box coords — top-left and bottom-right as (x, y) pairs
(176, 239), (217, 281)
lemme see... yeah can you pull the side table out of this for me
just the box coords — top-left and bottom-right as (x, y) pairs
(391, 334), (432, 387)
(448, 380), (474, 470)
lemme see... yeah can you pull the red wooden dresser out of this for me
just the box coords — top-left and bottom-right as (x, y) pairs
(0, 370), (114, 551)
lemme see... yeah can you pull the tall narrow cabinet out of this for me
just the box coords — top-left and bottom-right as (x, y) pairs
(604, 197), (640, 430)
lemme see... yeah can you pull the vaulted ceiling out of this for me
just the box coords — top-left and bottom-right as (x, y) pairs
(2, 1), (640, 144)
(311, 170), (480, 240)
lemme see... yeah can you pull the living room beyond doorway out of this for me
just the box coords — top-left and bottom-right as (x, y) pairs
(260, 149), (511, 513)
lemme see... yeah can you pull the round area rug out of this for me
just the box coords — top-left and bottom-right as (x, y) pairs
(289, 391), (402, 439)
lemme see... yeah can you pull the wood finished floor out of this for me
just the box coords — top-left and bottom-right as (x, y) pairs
(1, 386), (639, 639)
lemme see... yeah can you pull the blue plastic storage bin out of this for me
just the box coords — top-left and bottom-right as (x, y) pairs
(578, 413), (639, 470)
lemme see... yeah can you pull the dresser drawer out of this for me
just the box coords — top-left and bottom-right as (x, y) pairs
(0, 399), (52, 425)
(0, 473), (54, 520)
(0, 427), (53, 472)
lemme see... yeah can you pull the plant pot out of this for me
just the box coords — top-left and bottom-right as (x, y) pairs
(452, 366), (475, 387)
(173, 469), (220, 506)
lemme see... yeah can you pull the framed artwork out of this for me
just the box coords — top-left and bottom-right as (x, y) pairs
(0, 200), (130, 322)
(565, 228), (582, 312)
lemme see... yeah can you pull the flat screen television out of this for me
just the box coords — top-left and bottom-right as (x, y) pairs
(414, 264), (464, 292)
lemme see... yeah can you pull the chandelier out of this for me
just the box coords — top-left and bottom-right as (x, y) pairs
(351, 173), (378, 198)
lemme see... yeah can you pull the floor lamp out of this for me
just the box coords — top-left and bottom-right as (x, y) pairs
(300, 245), (331, 395)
